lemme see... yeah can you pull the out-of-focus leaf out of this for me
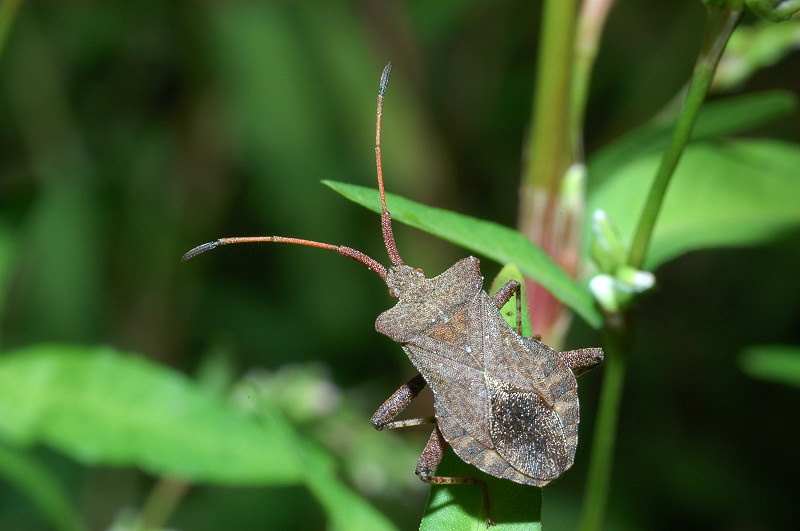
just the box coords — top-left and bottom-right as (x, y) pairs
(587, 139), (800, 269)
(419, 448), (542, 530)
(245, 381), (397, 531)
(588, 91), (797, 186)
(740, 345), (800, 389)
(3, 18), (105, 344)
(0, 443), (86, 531)
(0, 345), (304, 484)
(715, 21), (800, 90)
(745, 0), (800, 23)
(323, 181), (602, 329)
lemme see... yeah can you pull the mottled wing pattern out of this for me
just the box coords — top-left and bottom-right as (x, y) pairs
(474, 290), (580, 482)
(436, 403), (539, 485)
(486, 374), (574, 484)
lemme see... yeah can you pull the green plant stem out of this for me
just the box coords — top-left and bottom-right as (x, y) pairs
(524, 0), (577, 190)
(519, 0), (579, 342)
(571, 0), (616, 159)
(578, 8), (744, 530)
(134, 476), (190, 531)
(627, 6), (743, 269)
(577, 321), (627, 531)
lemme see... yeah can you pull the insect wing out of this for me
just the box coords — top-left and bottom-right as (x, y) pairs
(475, 293), (556, 404)
(486, 374), (572, 484)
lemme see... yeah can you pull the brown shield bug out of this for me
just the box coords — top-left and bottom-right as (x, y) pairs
(183, 63), (604, 525)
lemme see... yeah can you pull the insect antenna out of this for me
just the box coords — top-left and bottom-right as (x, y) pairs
(376, 62), (404, 266)
(181, 236), (387, 280)
(181, 63), (406, 282)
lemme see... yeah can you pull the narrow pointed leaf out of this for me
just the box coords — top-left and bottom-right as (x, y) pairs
(323, 180), (602, 328)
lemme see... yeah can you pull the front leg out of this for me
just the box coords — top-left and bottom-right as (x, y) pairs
(371, 373), (434, 430)
(491, 280), (522, 335)
(491, 279), (542, 340)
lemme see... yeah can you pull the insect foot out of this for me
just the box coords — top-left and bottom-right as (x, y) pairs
(182, 62), (604, 525)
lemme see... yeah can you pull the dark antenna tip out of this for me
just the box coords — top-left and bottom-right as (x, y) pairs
(379, 62), (392, 96)
(182, 240), (220, 261)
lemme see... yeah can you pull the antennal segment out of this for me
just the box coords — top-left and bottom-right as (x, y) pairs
(376, 62), (404, 266)
(182, 236), (388, 280)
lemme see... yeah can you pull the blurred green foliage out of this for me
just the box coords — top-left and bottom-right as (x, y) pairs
(1, 1), (799, 530)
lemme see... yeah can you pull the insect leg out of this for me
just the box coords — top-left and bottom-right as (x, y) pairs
(491, 280), (522, 335)
(415, 426), (494, 526)
(379, 416), (437, 430)
(371, 374), (434, 430)
(560, 347), (605, 376)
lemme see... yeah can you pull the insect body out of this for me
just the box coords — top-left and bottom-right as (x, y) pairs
(374, 257), (602, 490)
(183, 63), (603, 525)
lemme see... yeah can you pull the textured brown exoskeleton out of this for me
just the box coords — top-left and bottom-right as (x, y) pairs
(183, 63), (604, 525)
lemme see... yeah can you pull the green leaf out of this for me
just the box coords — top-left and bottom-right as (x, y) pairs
(716, 21), (800, 90)
(740, 345), (800, 389)
(0, 344), (304, 484)
(245, 381), (398, 531)
(588, 91), (797, 190)
(745, 0), (800, 22)
(323, 180), (602, 329)
(490, 263), (533, 338)
(419, 448), (542, 530)
(587, 139), (800, 269)
(0, 443), (86, 531)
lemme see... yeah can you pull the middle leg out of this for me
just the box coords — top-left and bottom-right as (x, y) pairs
(371, 373), (434, 430)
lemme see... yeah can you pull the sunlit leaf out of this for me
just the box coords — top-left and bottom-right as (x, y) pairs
(0, 345), (305, 484)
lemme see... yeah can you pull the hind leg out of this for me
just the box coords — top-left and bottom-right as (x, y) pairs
(415, 426), (494, 527)
(560, 347), (604, 376)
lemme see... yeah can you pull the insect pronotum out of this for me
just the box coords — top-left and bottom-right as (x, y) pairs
(183, 63), (604, 526)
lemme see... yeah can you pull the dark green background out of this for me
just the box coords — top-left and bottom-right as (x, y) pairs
(1, 1), (799, 529)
